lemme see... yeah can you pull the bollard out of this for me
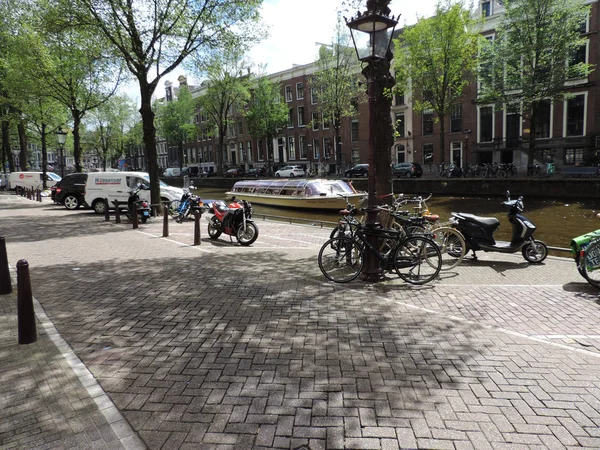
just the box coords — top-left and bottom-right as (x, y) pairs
(38, 189), (42, 202)
(132, 203), (138, 229)
(193, 211), (201, 245)
(17, 260), (37, 344)
(113, 200), (121, 224)
(162, 203), (169, 238)
(104, 198), (110, 222)
(0, 236), (12, 295)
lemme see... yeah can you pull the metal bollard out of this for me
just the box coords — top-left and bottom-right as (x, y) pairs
(132, 203), (138, 229)
(37, 189), (41, 202)
(0, 236), (12, 295)
(17, 260), (37, 344)
(163, 203), (169, 238)
(193, 211), (201, 245)
(113, 200), (121, 224)
(104, 198), (110, 222)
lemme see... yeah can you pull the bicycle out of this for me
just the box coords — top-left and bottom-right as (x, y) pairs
(571, 228), (600, 289)
(318, 220), (442, 285)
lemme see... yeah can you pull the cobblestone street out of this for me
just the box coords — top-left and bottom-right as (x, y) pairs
(1, 194), (599, 449)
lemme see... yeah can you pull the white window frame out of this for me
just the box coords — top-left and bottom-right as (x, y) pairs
(563, 92), (587, 137)
(299, 135), (307, 160)
(478, 104), (495, 143)
(296, 82), (304, 100)
(312, 112), (320, 131)
(298, 106), (305, 127)
(288, 136), (295, 160)
(285, 85), (293, 102)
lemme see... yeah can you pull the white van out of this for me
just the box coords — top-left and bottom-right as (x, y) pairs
(84, 171), (184, 214)
(8, 171), (61, 193)
(163, 167), (181, 177)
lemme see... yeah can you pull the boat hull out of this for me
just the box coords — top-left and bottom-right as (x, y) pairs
(224, 191), (366, 210)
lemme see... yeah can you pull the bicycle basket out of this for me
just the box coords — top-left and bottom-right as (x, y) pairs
(377, 209), (394, 229)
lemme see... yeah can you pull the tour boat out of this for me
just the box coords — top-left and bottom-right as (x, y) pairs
(225, 178), (367, 210)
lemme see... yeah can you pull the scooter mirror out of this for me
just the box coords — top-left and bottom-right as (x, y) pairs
(506, 190), (510, 199)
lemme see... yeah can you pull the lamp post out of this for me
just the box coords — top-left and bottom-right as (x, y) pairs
(56, 129), (67, 178)
(346, 0), (398, 281)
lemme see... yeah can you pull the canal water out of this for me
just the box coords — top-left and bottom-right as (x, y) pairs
(194, 188), (600, 250)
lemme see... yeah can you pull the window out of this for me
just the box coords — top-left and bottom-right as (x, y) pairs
(396, 144), (405, 163)
(395, 92), (405, 106)
(565, 94), (585, 136)
(423, 144), (434, 164)
(258, 140), (264, 161)
(237, 120), (243, 135)
(311, 88), (318, 104)
(312, 138), (320, 159)
(288, 136), (295, 160)
(423, 110), (434, 135)
(312, 112), (320, 130)
(534, 100), (551, 139)
(450, 104), (462, 133)
(323, 137), (331, 158)
(568, 42), (588, 79)
(565, 148), (584, 165)
(299, 136), (307, 159)
(323, 116), (330, 129)
(479, 106), (493, 142)
(298, 106), (305, 127)
(351, 119), (359, 142)
(239, 142), (244, 162)
(296, 82), (304, 99)
(395, 112), (405, 137)
(247, 141), (252, 162)
(288, 108), (294, 128)
(481, 1), (491, 17)
(285, 85), (293, 102)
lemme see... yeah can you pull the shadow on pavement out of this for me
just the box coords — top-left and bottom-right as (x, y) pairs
(23, 251), (485, 449)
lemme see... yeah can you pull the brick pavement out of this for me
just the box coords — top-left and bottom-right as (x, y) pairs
(1, 193), (600, 449)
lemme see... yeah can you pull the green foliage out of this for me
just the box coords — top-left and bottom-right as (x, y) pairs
(478, 0), (592, 113)
(245, 76), (288, 145)
(157, 86), (196, 152)
(394, 1), (479, 115)
(309, 16), (363, 131)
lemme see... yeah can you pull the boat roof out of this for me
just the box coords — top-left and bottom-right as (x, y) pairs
(230, 178), (361, 195)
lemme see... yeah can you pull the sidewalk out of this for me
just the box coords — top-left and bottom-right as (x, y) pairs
(1, 192), (600, 449)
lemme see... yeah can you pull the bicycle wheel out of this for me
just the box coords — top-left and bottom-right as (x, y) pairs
(580, 240), (600, 289)
(393, 236), (442, 285)
(318, 237), (364, 283)
(431, 227), (466, 270)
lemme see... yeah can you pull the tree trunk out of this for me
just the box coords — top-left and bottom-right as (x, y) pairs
(217, 128), (225, 175)
(72, 111), (83, 172)
(1, 118), (11, 173)
(18, 119), (27, 171)
(439, 113), (446, 165)
(528, 105), (538, 172)
(139, 81), (159, 207)
(41, 123), (48, 189)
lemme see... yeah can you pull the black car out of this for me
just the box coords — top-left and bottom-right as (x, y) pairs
(247, 167), (267, 177)
(345, 164), (369, 178)
(392, 162), (423, 178)
(53, 173), (88, 210)
(224, 167), (245, 178)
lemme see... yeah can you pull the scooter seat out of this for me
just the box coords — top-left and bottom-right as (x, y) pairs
(454, 213), (499, 227)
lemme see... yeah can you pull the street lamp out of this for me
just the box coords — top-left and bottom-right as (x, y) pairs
(56, 129), (67, 178)
(346, 0), (398, 281)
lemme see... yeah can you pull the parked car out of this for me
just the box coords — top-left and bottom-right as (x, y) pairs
(53, 172), (89, 210)
(163, 167), (181, 177)
(247, 167), (267, 178)
(392, 162), (423, 178)
(224, 167), (245, 178)
(275, 165), (305, 178)
(344, 164), (369, 178)
(198, 169), (216, 177)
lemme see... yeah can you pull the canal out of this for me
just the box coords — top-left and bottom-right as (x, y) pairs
(193, 188), (600, 250)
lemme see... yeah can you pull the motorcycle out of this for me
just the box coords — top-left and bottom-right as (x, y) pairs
(205, 197), (259, 246)
(450, 190), (548, 263)
(126, 183), (151, 224)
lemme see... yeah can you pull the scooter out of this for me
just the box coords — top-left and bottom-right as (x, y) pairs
(126, 183), (151, 224)
(450, 190), (548, 263)
(205, 197), (259, 246)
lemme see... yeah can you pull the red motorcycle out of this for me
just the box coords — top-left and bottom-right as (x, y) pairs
(205, 198), (259, 246)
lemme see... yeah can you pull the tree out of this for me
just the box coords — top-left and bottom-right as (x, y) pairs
(245, 75), (288, 175)
(157, 86), (197, 170)
(195, 49), (252, 175)
(394, 1), (479, 164)
(73, 0), (262, 207)
(478, 0), (592, 168)
(309, 16), (363, 174)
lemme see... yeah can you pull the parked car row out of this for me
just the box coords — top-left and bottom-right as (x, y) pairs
(343, 163), (423, 179)
(50, 171), (184, 213)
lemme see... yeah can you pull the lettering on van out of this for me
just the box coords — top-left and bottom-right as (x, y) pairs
(94, 177), (122, 185)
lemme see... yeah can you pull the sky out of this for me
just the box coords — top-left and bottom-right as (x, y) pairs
(123, 0), (438, 102)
